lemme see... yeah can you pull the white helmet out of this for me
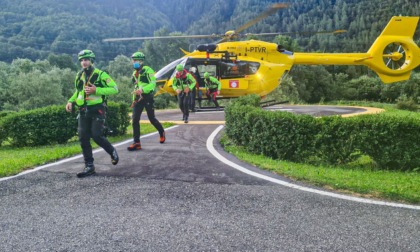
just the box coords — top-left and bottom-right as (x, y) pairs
(189, 67), (196, 73)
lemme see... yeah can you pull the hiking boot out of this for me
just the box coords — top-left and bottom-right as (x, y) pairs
(77, 163), (95, 178)
(111, 148), (119, 165)
(127, 142), (141, 151)
(159, 132), (166, 144)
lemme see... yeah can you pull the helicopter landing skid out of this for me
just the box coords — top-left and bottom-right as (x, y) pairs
(194, 106), (224, 112)
(260, 100), (289, 108)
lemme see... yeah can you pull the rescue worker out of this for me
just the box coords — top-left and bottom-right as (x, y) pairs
(188, 66), (199, 112)
(127, 51), (165, 151)
(172, 64), (196, 123)
(204, 72), (221, 109)
(65, 49), (119, 178)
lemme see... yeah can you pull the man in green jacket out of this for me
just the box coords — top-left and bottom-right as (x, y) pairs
(127, 51), (165, 151)
(204, 72), (221, 109)
(65, 49), (119, 178)
(172, 64), (196, 123)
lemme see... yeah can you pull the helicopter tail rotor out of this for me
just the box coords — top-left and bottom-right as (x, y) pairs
(365, 16), (420, 83)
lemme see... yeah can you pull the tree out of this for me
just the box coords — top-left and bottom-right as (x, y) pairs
(347, 75), (382, 101)
(5, 68), (68, 111)
(142, 28), (190, 70)
(291, 65), (335, 103)
(107, 55), (132, 79)
(47, 53), (78, 71)
(273, 35), (301, 51)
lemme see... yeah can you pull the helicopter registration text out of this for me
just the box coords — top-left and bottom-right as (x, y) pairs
(245, 47), (267, 53)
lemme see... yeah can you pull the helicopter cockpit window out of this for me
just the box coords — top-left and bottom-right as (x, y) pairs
(220, 61), (260, 79)
(197, 64), (218, 79)
(248, 62), (260, 74)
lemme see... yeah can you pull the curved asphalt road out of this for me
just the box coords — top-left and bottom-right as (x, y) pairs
(0, 105), (419, 252)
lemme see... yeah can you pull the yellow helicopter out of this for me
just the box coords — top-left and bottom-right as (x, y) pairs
(103, 3), (420, 99)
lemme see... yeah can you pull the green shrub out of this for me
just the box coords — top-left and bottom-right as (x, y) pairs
(1, 105), (77, 147)
(0, 102), (130, 147)
(315, 116), (362, 165)
(0, 111), (16, 146)
(225, 95), (420, 171)
(356, 114), (420, 171)
(396, 96), (418, 112)
(0, 111), (15, 119)
(154, 93), (176, 109)
(0, 118), (6, 146)
(105, 102), (130, 136)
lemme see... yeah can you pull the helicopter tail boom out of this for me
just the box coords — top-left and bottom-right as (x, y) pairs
(293, 16), (420, 83)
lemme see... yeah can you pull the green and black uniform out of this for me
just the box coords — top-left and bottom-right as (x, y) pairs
(204, 76), (221, 108)
(172, 70), (196, 121)
(68, 67), (119, 165)
(131, 65), (164, 143)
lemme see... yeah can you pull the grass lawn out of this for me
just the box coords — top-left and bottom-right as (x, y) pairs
(221, 136), (420, 204)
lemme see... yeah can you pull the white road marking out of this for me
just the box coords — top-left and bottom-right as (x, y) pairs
(206, 125), (420, 210)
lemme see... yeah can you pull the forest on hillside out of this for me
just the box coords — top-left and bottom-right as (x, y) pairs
(1, 0), (419, 66)
(0, 0), (419, 112)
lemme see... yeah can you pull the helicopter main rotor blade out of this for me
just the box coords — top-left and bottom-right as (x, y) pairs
(215, 3), (288, 44)
(234, 3), (288, 35)
(103, 34), (222, 42)
(243, 30), (347, 37)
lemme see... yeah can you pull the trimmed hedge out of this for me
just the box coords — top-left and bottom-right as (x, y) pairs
(0, 105), (77, 147)
(105, 101), (131, 136)
(0, 102), (130, 147)
(225, 95), (420, 171)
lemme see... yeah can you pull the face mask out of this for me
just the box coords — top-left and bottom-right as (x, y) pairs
(133, 62), (141, 69)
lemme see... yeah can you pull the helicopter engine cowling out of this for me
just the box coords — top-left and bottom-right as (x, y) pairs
(277, 45), (293, 55)
(197, 44), (217, 52)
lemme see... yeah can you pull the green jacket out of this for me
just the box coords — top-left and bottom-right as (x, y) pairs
(172, 72), (196, 91)
(68, 68), (118, 107)
(204, 76), (221, 91)
(132, 66), (156, 100)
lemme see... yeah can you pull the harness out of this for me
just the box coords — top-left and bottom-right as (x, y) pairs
(133, 66), (153, 93)
(174, 70), (192, 89)
(75, 68), (108, 108)
(205, 78), (219, 90)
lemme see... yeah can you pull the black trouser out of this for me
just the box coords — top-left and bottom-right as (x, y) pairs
(197, 90), (203, 108)
(78, 105), (114, 164)
(189, 87), (196, 111)
(178, 92), (190, 118)
(132, 93), (164, 143)
(206, 88), (220, 108)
